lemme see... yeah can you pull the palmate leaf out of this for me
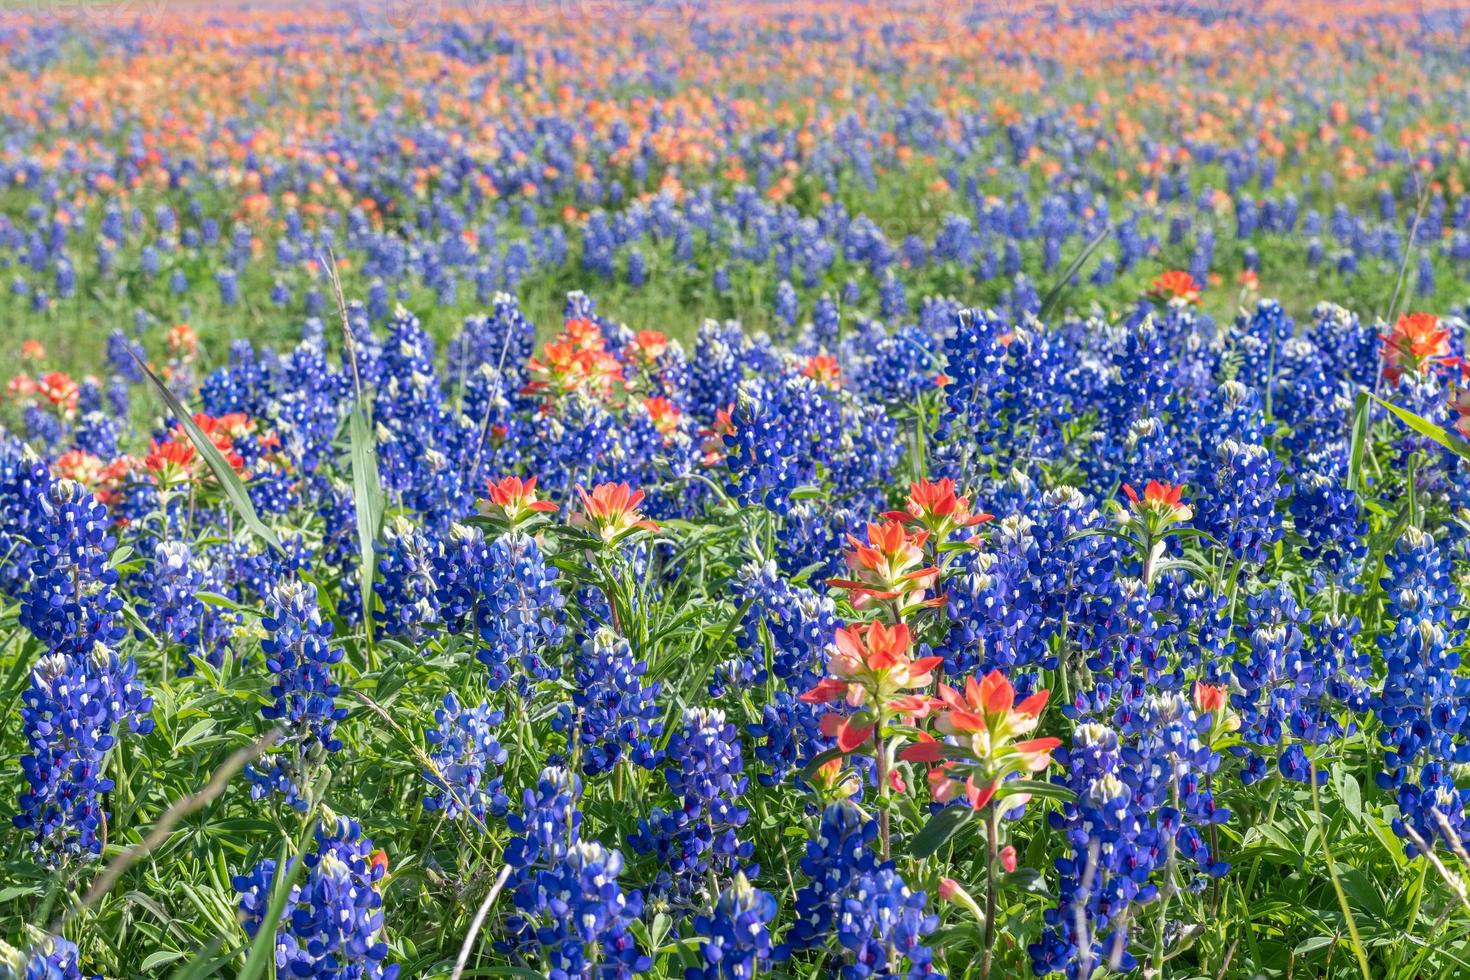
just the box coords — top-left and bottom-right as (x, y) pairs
(130, 349), (281, 552)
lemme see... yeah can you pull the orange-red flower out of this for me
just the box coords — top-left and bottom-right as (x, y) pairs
(800, 622), (942, 744)
(900, 670), (1060, 811)
(828, 520), (941, 612)
(801, 353), (842, 387)
(20, 339), (45, 362)
(883, 478), (992, 541)
(628, 329), (668, 362)
(1381, 312), (1450, 382)
(643, 396), (682, 440)
(486, 474), (558, 523)
(6, 374), (38, 400)
(1122, 480), (1192, 524)
(573, 482), (658, 541)
(1192, 681), (1228, 715)
(145, 438), (197, 484)
(802, 622), (941, 756)
(168, 323), (199, 359)
(525, 318), (625, 401)
(37, 371), (80, 417)
(699, 404), (736, 467)
(53, 449), (105, 487)
(1452, 377), (1470, 440)
(1150, 269), (1202, 304)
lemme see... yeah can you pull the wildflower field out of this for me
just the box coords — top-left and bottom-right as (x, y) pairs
(9, 1), (1470, 977)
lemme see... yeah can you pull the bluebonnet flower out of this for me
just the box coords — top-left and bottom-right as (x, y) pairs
(245, 580), (348, 810)
(469, 531), (567, 691)
(782, 801), (939, 977)
(12, 477), (153, 862)
(774, 279), (798, 329)
(1195, 439), (1286, 564)
(15, 644), (154, 861)
(731, 559), (838, 691)
(20, 480), (125, 657)
(373, 515), (441, 645)
(1290, 451), (1369, 589)
(136, 540), (205, 652)
(423, 692), (508, 826)
(234, 814), (398, 979)
(1376, 528), (1468, 796)
(0, 934), (94, 979)
(553, 629), (664, 777)
(632, 708), (752, 905)
(1033, 724), (1154, 978)
(0, 443), (51, 602)
(686, 871), (778, 980)
(502, 767), (651, 979)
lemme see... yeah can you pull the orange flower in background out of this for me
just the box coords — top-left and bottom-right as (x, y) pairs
(53, 449), (105, 487)
(801, 353), (843, 387)
(643, 396), (682, 440)
(6, 374), (39, 400)
(168, 323), (199, 359)
(20, 339), (45, 362)
(526, 320), (625, 401)
(628, 329), (668, 362)
(699, 404), (736, 468)
(145, 437), (197, 484)
(1150, 269), (1202, 304)
(37, 372), (80, 417)
(1381, 312), (1450, 382)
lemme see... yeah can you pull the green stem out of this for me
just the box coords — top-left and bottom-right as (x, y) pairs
(1310, 762), (1372, 980)
(981, 803), (999, 980)
(873, 728), (891, 863)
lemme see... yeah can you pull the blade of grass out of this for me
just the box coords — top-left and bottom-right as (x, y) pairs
(1371, 392), (1470, 463)
(1038, 223), (1113, 322)
(237, 806), (318, 980)
(128, 350), (281, 552)
(1346, 388), (1371, 494)
(323, 250), (384, 654)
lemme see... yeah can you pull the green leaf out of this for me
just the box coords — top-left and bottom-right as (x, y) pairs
(0, 884), (42, 903)
(129, 350), (281, 552)
(1000, 779), (1076, 804)
(1038, 223), (1113, 321)
(348, 401), (385, 645)
(910, 805), (974, 858)
(797, 747), (847, 784)
(142, 951), (187, 971)
(1346, 388), (1371, 493)
(1371, 392), (1470, 462)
